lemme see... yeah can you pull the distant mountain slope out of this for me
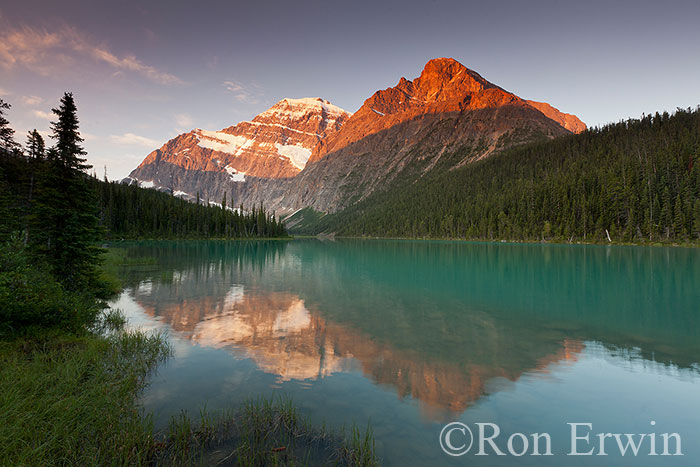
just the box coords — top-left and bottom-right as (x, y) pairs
(126, 58), (585, 213)
(525, 100), (587, 134)
(294, 107), (700, 244)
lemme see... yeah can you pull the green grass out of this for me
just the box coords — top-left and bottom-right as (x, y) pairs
(0, 308), (379, 466)
(0, 309), (171, 466)
(154, 396), (380, 466)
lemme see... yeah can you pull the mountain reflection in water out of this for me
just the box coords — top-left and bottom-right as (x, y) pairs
(117, 240), (699, 421)
(132, 271), (589, 417)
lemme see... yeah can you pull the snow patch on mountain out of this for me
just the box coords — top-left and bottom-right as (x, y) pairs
(261, 97), (348, 118)
(257, 98), (351, 128)
(275, 143), (312, 170)
(225, 165), (246, 182)
(194, 128), (314, 170)
(196, 130), (250, 154)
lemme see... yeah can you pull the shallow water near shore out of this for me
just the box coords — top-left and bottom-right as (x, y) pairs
(110, 239), (700, 465)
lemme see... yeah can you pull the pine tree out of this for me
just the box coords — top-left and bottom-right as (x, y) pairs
(30, 92), (103, 291)
(0, 99), (20, 154)
(693, 199), (700, 240)
(23, 130), (46, 223)
(0, 102), (21, 238)
(25, 129), (45, 159)
(660, 186), (672, 238)
(673, 193), (686, 238)
(0, 166), (14, 241)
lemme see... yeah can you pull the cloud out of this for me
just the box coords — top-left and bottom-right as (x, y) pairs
(0, 25), (184, 85)
(0, 87), (9, 97)
(110, 132), (160, 148)
(21, 95), (43, 106)
(223, 81), (244, 93)
(223, 80), (263, 104)
(32, 109), (52, 120)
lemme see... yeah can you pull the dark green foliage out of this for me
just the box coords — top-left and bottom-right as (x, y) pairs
(284, 206), (326, 232)
(1, 152), (287, 244)
(25, 129), (45, 159)
(29, 93), (104, 291)
(0, 99), (20, 155)
(48, 93), (89, 170)
(94, 180), (288, 239)
(0, 168), (14, 241)
(0, 154), (36, 242)
(1, 94), (104, 332)
(301, 107), (700, 244)
(0, 240), (100, 334)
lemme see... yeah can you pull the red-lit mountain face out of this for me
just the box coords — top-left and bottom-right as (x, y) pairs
(125, 98), (350, 199)
(127, 58), (585, 213)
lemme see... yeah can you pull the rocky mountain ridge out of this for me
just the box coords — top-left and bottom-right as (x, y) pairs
(126, 58), (585, 213)
(125, 97), (350, 192)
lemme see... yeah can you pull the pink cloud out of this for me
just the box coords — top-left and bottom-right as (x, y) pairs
(0, 25), (184, 85)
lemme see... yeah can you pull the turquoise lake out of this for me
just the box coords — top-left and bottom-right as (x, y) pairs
(111, 239), (700, 465)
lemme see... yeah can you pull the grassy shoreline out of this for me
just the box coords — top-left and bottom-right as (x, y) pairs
(0, 310), (171, 465)
(0, 316), (378, 466)
(1, 248), (379, 466)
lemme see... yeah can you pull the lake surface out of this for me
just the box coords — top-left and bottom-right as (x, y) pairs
(111, 239), (700, 465)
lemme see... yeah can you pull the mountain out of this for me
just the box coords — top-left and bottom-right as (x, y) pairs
(126, 58), (585, 213)
(295, 107), (700, 243)
(125, 97), (350, 202)
(283, 58), (585, 212)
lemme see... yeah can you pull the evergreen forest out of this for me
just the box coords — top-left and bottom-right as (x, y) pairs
(295, 107), (700, 244)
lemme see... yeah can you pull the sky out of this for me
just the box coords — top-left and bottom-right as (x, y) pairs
(1, 0), (699, 180)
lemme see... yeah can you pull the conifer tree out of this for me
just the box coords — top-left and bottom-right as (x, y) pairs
(0, 99), (20, 154)
(25, 129), (45, 159)
(0, 167), (13, 241)
(0, 101), (20, 239)
(31, 92), (103, 291)
(673, 194), (686, 238)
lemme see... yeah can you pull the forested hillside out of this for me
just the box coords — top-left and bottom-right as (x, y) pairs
(93, 180), (286, 239)
(1, 153), (286, 240)
(295, 107), (700, 243)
